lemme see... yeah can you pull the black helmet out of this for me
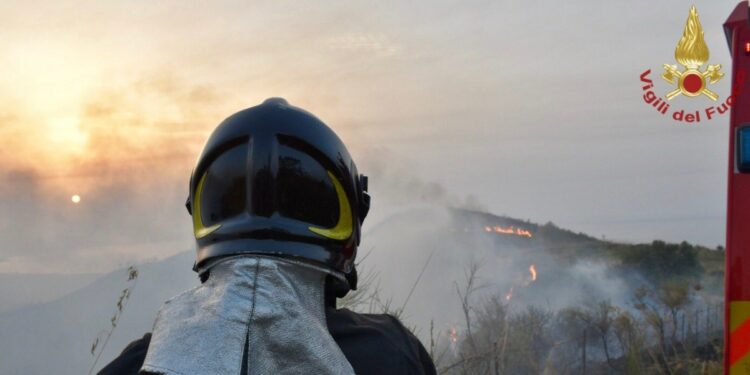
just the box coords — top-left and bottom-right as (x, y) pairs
(186, 98), (370, 291)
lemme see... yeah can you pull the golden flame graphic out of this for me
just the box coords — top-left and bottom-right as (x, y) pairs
(674, 5), (709, 69)
(661, 5), (722, 101)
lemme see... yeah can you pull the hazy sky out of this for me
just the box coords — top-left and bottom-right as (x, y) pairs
(0, 0), (743, 273)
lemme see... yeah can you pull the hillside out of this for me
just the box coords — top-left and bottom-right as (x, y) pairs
(0, 207), (725, 374)
(0, 272), (100, 313)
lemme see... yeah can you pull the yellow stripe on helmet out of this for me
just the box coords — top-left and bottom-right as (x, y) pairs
(309, 171), (353, 240)
(193, 171), (222, 239)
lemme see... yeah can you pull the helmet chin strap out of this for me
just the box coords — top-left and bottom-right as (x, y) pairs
(142, 256), (354, 375)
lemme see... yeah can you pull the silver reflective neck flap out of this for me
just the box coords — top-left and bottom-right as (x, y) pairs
(141, 256), (354, 375)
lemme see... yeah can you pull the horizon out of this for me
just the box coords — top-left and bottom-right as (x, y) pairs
(0, 0), (740, 274)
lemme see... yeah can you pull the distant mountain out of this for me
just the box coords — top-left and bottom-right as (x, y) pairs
(0, 250), (198, 375)
(0, 272), (100, 313)
(0, 207), (725, 375)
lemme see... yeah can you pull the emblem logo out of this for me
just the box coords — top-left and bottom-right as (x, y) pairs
(638, 5), (744, 124)
(661, 5), (723, 101)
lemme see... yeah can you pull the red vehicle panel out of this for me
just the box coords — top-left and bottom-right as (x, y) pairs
(724, 2), (750, 374)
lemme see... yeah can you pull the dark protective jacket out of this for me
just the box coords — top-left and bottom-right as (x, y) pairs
(99, 307), (436, 375)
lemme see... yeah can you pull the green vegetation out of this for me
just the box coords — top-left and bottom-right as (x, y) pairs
(607, 241), (707, 284)
(357, 211), (728, 374)
(435, 263), (723, 375)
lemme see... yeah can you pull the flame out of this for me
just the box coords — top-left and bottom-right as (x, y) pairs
(516, 229), (532, 238)
(674, 5), (709, 69)
(495, 226), (514, 234)
(502, 265), (537, 302)
(483, 224), (533, 238)
(449, 327), (458, 343)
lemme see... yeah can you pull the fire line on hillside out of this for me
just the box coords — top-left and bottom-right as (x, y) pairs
(483, 225), (533, 238)
(506, 264), (538, 301)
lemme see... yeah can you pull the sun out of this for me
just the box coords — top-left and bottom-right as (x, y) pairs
(71, 194), (81, 204)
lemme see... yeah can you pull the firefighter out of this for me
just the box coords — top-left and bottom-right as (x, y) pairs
(99, 98), (436, 375)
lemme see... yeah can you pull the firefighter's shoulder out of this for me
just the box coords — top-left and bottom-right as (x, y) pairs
(97, 332), (152, 375)
(327, 308), (437, 375)
(99, 311), (438, 375)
